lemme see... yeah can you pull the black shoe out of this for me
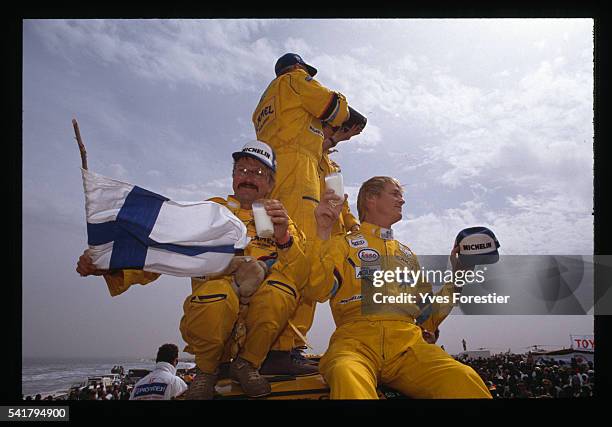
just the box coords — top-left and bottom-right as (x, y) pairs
(260, 350), (319, 376)
(217, 362), (231, 380)
(291, 346), (319, 366)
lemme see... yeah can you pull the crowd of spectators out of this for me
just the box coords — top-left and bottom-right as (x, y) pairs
(23, 381), (132, 401)
(458, 353), (595, 398)
(69, 382), (132, 400)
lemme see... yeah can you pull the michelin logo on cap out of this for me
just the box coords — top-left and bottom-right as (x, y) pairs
(455, 226), (500, 266)
(232, 140), (277, 172)
(243, 147), (270, 159)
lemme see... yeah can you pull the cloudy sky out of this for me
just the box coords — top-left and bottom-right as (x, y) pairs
(22, 19), (594, 359)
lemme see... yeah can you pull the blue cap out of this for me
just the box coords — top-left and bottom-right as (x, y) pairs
(454, 226), (500, 266)
(275, 53), (317, 77)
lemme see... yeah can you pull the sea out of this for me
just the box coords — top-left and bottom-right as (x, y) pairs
(22, 358), (196, 397)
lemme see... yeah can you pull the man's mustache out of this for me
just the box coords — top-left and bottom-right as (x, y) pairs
(238, 182), (259, 191)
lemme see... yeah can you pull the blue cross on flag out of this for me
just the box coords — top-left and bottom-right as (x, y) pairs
(81, 169), (249, 277)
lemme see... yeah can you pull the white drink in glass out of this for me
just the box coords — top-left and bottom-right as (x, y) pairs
(325, 173), (344, 200)
(252, 200), (275, 238)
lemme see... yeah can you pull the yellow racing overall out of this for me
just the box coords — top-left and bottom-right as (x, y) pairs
(305, 222), (492, 399)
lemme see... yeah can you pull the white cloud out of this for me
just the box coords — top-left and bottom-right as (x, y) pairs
(307, 29), (592, 255)
(352, 123), (382, 153)
(405, 56), (593, 218)
(494, 70), (511, 78)
(107, 163), (129, 180)
(32, 19), (279, 93)
(161, 177), (233, 201)
(395, 194), (593, 256)
(305, 33), (592, 213)
(283, 37), (313, 57)
(349, 45), (376, 59)
(534, 39), (548, 49)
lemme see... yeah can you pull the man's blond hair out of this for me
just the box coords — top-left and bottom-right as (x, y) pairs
(357, 176), (403, 222)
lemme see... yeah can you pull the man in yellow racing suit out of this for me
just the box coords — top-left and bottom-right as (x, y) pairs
(252, 53), (363, 351)
(76, 141), (314, 399)
(304, 176), (492, 399)
(252, 53), (353, 239)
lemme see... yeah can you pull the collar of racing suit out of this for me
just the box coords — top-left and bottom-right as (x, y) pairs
(225, 195), (256, 221)
(226, 195), (242, 210)
(208, 195), (254, 225)
(359, 222), (394, 240)
(153, 361), (177, 376)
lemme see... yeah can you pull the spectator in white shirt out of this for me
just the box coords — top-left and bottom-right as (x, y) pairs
(130, 344), (188, 400)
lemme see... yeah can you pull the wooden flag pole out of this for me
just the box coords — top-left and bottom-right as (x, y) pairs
(72, 118), (88, 170)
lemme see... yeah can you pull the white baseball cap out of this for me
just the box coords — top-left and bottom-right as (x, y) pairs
(232, 140), (277, 172)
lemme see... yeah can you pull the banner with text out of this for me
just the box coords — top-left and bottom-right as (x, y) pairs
(570, 335), (594, 352)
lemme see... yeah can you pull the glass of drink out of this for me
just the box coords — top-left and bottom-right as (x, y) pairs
(325, 173), (344, 200)
(252, 200), (275, 238)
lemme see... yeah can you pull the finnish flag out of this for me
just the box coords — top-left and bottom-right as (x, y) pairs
(82, 169), (249, 277)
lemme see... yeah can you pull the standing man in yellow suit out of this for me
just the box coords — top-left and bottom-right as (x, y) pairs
(253, 53), (353, 237)
(252, 53), (362, 353)
(306, 176), (492, 399)
(77, 141), (316, 399)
